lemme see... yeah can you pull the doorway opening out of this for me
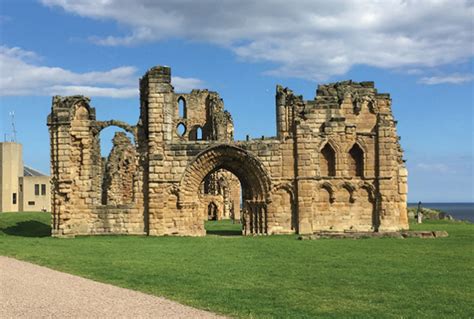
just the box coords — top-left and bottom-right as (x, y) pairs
(200, 169), (243, 236)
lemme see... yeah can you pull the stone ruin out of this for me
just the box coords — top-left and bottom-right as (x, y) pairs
(47, 65), (408, 237)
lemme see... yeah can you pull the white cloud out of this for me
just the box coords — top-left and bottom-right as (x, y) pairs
(418, 74), (474, 85)
(0, 46), (204, 98)
(172, 77), (205, 93)
(41, 0), (474, 80)
(416, 163), (451, 173)
(48, 85), (138, 98)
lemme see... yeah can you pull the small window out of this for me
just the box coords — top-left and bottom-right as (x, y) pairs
(196, 127), (203, 140)
(19, 184), (23, 192)
(28, 201), (35, 206)
(176, 123), (186, 137)
(189, 126), (203, 141)
(35, 184), (40, 196)
(178, 97), (186, 118)
(12, 193), (17, 205)
(41, 184), (46, 196)
(349, 144), (364, 177)
(321, 143), (336, 177)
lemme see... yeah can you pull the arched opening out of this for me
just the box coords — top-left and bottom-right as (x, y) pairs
(178, 97), (186, 118)
(176, 123), (186, 137)
(189, 125), (203, 141)
(349, 144), (364, 177)
(200, 169), (242, 223)
(201, 169), (243, 235)
(207, 202), (218, 221)
(179, 145), (271, 235)
(321, 143), (336, 177)
(197, 127), (203, 140)
(98, 126), (137, 205)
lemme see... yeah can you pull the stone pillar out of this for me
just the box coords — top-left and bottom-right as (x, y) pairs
(262, 204), (268, 234)
(140, 66), (174, 235)
(398, 166), (409, 229)
(47, 96), (96, 237)
(48, 97), (72, 236)
(375, 96), (405, 231)
(276, 85), (287, 139)
(294, 118), (314, 235)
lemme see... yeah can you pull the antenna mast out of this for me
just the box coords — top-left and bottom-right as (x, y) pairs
(9, 111), (17, 142)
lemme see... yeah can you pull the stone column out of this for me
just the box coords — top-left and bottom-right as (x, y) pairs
(375, 97), (404, 231)
(139, 66), (174, 235)
(294, 118), (314, 235)
(48, 97), (72, 236)
(47, 96), (96, 237)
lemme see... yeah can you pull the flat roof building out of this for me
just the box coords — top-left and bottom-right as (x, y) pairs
(0, 142), (51, 212)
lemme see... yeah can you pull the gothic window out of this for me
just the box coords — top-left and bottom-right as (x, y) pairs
(196, 127), (203, 140)
(349, 144), (364, 177)
(321, 143), (336, 177)
(178, 97), (186, 118)
(189, 126), (203, 141)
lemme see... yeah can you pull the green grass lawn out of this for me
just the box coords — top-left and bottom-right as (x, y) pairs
(1, 212), (473, 318)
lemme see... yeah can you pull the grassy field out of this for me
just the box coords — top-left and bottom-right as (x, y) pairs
(1, 212), (473, 318)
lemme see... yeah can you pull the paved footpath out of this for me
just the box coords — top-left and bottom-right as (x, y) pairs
(0, 256), (226, 318)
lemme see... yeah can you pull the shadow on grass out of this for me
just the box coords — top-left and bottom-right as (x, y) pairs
(3, 221), (51, 237)
(206, 229), (242, 236)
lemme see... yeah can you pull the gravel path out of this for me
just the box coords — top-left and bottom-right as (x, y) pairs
(0, 256), (227, 318)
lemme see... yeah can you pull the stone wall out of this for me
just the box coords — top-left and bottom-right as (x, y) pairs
(201, 169), (241, 221)
(47, 97), (144, 236)
(48, 65), (408, 237)
(102, 132), (137, 205)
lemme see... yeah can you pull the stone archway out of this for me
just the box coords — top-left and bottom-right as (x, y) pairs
(179, 144), (272, 235)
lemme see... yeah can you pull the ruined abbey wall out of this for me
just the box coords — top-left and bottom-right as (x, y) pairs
(48, 66), (408, 237)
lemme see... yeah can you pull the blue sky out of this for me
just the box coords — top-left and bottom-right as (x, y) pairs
(0, 0), (473, 202)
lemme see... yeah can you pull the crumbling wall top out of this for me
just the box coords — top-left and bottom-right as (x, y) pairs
(141, 65), (171, 83)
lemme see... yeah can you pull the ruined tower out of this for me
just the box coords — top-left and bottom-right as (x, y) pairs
(48, 66), (408, 237)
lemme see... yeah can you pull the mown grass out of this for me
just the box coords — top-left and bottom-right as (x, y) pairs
(0, 212), (473, 318)
(205, 219), (242, 236)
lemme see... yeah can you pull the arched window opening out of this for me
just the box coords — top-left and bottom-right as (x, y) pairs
(349, 144), (364, 177)
(196, 127), (203, 140)
(98, 127), (137, 205)
(176, 123), (186, 137)
(321, 143), (336, 177)
(178, 97), (186, 118)
(189, 126), (203, 141)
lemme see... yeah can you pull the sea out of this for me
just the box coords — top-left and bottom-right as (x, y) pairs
(408, 202), (474, 222)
